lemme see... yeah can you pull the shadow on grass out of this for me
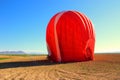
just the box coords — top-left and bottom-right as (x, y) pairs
(0, 60), (58, 69)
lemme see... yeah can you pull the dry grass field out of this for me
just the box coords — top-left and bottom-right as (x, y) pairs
(0, 53), (120, 80)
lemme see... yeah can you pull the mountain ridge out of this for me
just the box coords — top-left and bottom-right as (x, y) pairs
(0, 51), (26, 54)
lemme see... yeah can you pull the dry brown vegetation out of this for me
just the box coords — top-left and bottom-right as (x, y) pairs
(0, 54), (120, 80)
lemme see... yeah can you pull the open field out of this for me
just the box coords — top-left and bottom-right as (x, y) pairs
(0, 53), (120, 80)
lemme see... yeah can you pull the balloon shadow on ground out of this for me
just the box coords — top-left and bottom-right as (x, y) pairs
(0, 60), (58, 69)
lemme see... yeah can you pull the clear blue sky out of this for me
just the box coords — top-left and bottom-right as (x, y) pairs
(0, 0), (120, 53)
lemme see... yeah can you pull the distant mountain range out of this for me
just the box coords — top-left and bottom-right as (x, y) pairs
(0, 51), (46, 55)
(0, 51), (26, 54)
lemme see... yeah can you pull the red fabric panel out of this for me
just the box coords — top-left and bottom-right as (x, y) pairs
(46, 13), (60, 62)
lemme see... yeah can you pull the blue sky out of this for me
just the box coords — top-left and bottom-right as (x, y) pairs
(0, 0), (120, 53)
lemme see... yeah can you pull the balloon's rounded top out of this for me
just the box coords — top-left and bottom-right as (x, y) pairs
(46, 10), (95, 62)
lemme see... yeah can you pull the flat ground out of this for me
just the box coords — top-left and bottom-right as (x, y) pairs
(0, 54), (120, 80)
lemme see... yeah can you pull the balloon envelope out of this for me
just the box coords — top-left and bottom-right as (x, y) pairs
(46, 10), (95, 62)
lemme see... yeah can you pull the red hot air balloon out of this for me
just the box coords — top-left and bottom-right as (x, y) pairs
(46, 10), (95, 62)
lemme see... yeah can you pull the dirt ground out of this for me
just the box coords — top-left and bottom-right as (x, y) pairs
(0, 53), (120, 80)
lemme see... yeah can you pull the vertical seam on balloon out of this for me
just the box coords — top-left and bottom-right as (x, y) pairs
(73, 12), (86, 30)
(89, 20), (95, 60)
(73, 12), (89, 40)
(80, 13), (91, 39)
(72, 11), (86, 41)
(72, 11), (87, 60)
(79, 13), (91, 57)
(84, 15), (95, 59)
(73, 11), (93, 60)
(54, 12), (65, 62)
(86, 16), (93, 39)
(81, 13), (91, 39)
(82, 14), (94, 59)
(88, 18), (95, 40)
(85, 15), (95, 40)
